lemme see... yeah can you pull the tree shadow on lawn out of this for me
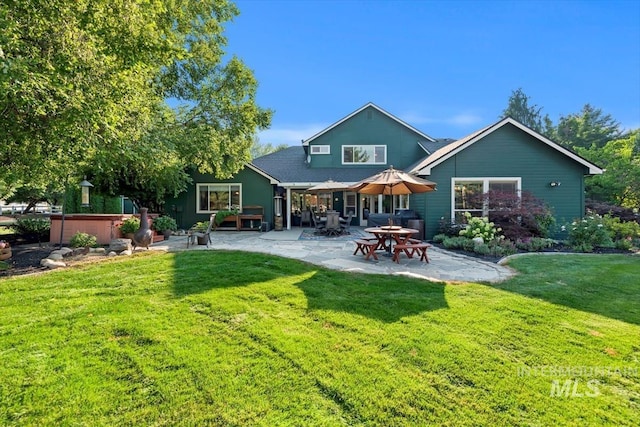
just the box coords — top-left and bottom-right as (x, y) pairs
(171, 250), (449, 323)
(493, 254), (640, 325)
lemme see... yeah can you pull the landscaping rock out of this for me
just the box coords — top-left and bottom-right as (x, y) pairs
(40, 258), (66, 269)
(50, 248), (74, 257)
(119, 249), (132, 256)
(91, 247), (106, 254)
(47, 253), (64, 261)
(109, 238), (132, 253)
(107, 251), (117, 257)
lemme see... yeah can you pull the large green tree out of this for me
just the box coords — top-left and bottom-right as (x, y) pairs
(554, 104), (624, 149)
(0, 0), (271, 211)
(501, 88), (553, 136)
(577, 131), (640, 208)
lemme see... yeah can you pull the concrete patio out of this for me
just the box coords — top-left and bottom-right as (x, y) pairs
(151, 227), (516, 283)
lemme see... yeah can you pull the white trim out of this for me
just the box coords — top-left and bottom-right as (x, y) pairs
(416, 117), (604, 176)
(196, 183), (243, 214)
(302, 102), (435, 145)
(342, 144), (387, 165)
(450, 177), (521, 222)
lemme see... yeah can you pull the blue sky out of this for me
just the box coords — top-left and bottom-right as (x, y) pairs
(223, 0), (640, 145)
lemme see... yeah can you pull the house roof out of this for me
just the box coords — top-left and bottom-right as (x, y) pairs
(409, 117), (604, 176)
(302, 102), (436, 145)
(251, 146), (390, 186)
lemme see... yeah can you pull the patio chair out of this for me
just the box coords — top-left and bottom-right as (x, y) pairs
(187, 213), (216, 248)
(325, 212), (342, 237)
(312, 214), (326, 235)
(341, 211), (354, 234)
(300, 210), (312, 227)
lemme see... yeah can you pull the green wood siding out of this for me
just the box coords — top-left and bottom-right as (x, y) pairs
(166, 167), (274, 229)
(308, 106), (428, 170)
(420, 124), (590, 239)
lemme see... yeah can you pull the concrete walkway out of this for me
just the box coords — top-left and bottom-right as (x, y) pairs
(150, 227), (515, 283)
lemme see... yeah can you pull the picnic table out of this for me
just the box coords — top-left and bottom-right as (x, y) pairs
(354, 226), (429, 263)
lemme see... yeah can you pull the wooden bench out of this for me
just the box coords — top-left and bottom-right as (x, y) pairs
(353, 239), (379, 260)
(392, 243), (431, 264)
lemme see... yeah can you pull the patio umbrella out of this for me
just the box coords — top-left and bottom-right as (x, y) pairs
(348, 166), (437, 196)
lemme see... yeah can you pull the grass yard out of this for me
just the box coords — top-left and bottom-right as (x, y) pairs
(0, 251), (638, 426)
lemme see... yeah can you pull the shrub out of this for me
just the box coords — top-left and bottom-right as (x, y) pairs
(442, 236), (468, 250)
(473, 243), (491, 256)
(152, 216), (178, 232)
(615, 238), (633, 251)
(515, 237), (555, 252)
(602, 215), (640, 241)
(119, 217), (140, 235)
(586, 200), (639, 223)
(12, 216), (51, 241)
(468, 190), (556, 240)
(566, 214), (614, 252)
(432, 233), (447, 243)
(487, 239), (517, 257)
(69, 232), (98, 248)
(437, 216), (466, 237)
(459, 212), (501, 242)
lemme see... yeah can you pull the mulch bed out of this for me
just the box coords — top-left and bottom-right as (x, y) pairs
(0, 244), (53, 277)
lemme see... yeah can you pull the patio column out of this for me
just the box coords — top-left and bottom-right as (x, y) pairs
(286, 187), (292, 230)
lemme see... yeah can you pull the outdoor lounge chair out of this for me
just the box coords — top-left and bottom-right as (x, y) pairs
(187, 213), (215, 248)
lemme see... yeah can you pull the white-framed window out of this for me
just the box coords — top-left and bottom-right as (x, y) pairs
(394, 194), (410, 212)
(452, 178), (520, 222)
(344, 192), (357, 217)
(342, 145), (386, 164)
(310, 145), (330, 154)
(197, 183), (242, 213)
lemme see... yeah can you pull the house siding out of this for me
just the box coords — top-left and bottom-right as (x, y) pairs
(308, 106), (428, 170)
(166, 167), (275, 230)
(420, 124), (589, 239)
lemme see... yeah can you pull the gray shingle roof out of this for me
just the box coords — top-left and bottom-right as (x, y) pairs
(251, 146), (399, 184)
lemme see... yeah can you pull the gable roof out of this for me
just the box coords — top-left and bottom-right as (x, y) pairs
(302, 102), (436, 146)
(251, 146), (389, 185)
(243, 162), (280, 184)
(409, 117), (604, 176)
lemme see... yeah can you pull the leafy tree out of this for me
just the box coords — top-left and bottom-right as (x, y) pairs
(0, 0), (272, 210)
(555, 104), (624, 149)
(577, 131), (640, 208)
(501, 88), (552, 135)
(250, 137), (289, 159)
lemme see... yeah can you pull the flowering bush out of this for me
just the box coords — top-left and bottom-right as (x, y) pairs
(459, 212), (501, 242)
(119, 217), (140, 235)
(69, 232), (98, 248)
(566, 214), (613, 252)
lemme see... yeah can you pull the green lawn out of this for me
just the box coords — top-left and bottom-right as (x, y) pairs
(1, 251), (638, 426)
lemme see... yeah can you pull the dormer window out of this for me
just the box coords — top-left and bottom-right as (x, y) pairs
(342, 145), (386, 164)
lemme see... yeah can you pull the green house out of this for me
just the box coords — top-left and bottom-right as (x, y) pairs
(168, 103), (603, 238)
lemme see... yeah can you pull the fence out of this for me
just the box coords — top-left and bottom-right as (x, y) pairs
(0, 203), (63, 216)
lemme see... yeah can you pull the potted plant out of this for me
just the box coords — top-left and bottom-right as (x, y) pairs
(152, 215), (178, 239)
(190, 220), (210, 245)
(119, 217), (140, 239)
(214, 208), (240, 228)
(0, 240), (11, 261)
